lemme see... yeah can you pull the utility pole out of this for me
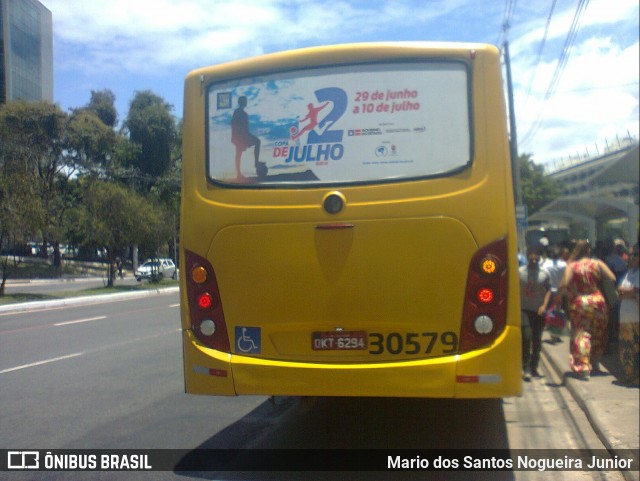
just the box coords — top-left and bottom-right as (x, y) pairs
(503, 39), (526, 251)
(503, 40), (522, 206)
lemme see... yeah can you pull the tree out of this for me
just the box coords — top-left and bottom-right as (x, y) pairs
(66, 108), (117, 172)
(0, 94), (181, 288)
(0, 101), (69, 268)
(124, 91), (177, 181)
(86, 89), (118, 128)
(518, 153), (563, 215)
(0, 158), (42, 295)
(78, 180), (171, 287)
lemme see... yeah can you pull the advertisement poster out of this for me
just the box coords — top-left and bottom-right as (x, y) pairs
(207, 62), (470, 184)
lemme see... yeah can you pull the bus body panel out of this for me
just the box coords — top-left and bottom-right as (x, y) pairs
(182, 331), (236, 395)
(209, 216), (475, 362)
(180, 42), (521, 398)
(183, 327), (520, 398)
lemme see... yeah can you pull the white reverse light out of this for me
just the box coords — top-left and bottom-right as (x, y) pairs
(200, 319), (216, 336)
(474, 315), (493, 334)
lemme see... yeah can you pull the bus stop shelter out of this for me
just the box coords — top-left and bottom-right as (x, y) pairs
(529, 196), (637, 243)
(530, 143), (638, 244)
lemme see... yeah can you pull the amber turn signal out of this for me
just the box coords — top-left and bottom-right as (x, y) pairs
(191, 265), (208, 284)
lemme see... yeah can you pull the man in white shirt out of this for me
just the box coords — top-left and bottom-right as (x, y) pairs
(519, 248), (552, 380)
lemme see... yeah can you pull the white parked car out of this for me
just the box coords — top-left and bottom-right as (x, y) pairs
(135, 258), (177, 282)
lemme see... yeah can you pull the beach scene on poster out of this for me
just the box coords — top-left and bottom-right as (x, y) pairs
(208, 62), (470, 184)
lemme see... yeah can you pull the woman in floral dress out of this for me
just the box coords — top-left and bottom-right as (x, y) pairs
(557, 240), (617, 380)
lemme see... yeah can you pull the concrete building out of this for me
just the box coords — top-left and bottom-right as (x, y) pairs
(530, 139), (639, 245)
(0, 0), (53, 104)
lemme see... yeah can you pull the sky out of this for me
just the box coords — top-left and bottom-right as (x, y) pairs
(38, 0), (639, 169)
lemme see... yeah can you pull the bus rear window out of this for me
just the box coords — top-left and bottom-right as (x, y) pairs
(207, 61), (471, 186)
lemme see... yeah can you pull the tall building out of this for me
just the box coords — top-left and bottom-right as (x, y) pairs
(0, 0), (53, 104)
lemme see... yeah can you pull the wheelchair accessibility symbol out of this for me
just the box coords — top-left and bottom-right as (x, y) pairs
(235, 327), (261, 354)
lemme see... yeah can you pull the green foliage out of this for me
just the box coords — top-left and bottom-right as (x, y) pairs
(0, 88), (181, 292)
(0, 162), (42, 237)
(0, 103), (59, 292)
(80, 180), (161, 248)
(519, 153), (563, 215)
(78, 180), (171, 286)
(0, 101), (67, 268)
(0, 101), (66, 158)
(86, 89), (118, 128)
(125, 91), (177, 180)
(0, 165), (43, 293)
(66, 109), (117, 171)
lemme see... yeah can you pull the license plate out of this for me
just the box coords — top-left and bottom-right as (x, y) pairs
(312, 331), (367, 350)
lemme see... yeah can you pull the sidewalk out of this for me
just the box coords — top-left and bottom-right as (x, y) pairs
(541, 331), (639, 481)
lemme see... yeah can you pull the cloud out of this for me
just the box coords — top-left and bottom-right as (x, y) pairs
(39, 0), (638, 166)
(44, 0), (280, 71)
(509, 0), (639, 164)
(42, 0), (456, 74)
(41, 0), (497, 75)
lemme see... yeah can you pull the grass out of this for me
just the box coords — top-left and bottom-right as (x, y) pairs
(0, 258), (178, 306)
(3, 257), (108, 279)
(0, 279), (179, 306)
(0, 292), (56, 304)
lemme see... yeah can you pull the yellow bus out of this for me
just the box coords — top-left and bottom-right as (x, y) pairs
(180, 42), (521, 398)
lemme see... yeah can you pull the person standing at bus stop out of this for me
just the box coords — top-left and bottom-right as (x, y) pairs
(519, 247), (552, 381)
(557, 240), (617, 380)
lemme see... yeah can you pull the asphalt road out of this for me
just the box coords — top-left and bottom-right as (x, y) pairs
(0, 291), (624, 481)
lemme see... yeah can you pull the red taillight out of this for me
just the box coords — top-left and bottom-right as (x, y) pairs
(198, 293), (214, 309)
(459, 238), (509, 353)
(477, 288), (495, 304)
(184, 250), (230, 352)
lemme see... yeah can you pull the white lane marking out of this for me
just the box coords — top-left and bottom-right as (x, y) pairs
(0, 352), (84, 374)
(54, 316), (107, 327)
(169, 304), (180, 308)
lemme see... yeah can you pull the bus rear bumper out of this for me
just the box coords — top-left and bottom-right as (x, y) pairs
(183, 327), (521, 398)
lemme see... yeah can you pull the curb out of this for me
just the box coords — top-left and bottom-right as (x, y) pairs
(542, 344), (639, 481)
(0, 286), (179, 314)
(543, 345), (610, 446)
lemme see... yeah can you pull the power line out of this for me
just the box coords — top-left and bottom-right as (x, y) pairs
(544, 0), (589, 102)
(499, 0), (518, 45)
(524, 0), (558, 103)
(528, 82), (639, 95)
(520, 0), (590, 147)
